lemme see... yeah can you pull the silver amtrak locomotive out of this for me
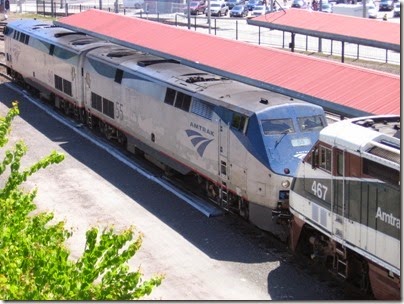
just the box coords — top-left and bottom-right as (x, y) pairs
(289, 115), (400, 300)
(4, 19), (327, 240)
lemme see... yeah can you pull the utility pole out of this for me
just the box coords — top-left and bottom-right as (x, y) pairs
(318, 0), (322, 52)
(207, 0), (211, 34)
(187, 0), (190, 29)
(362, 0), (366, 18)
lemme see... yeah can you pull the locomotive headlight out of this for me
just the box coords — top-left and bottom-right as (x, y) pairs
(281, 180), (290, 188)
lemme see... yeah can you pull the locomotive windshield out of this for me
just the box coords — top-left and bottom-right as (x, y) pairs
(297, 115), (325, 132)
(261, 118), (295, 135)
(255, 109), (327, 176)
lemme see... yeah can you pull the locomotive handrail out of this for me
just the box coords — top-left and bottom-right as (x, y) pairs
(366, 140), (400, 155)
(361, 151), (400, 171)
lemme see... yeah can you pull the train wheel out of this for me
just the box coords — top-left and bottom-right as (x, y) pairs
(348, 252), (371, 295)
(134, 147), (144, 157)
(24, 83), (32, 92)
(117, 131), (127, 146)
(206, 181), (219, 204)
(197, 174), (204, 185)
(49, 93), (56, 105)
(100, 121), (111, 140)
(98, 121), (105, 134)
(73, 106), (80, 121)
(238, 197), (249, 220)
(63, 101), (70, 116)
(295, 225), (315, 258)
(164, 166), (175, 177)
(105, 125), (113, 140)
(79, 109), (86, 124)
(87, 113), (94, 129)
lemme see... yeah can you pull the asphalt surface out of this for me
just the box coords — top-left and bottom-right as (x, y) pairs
(0, 81), (354, 300)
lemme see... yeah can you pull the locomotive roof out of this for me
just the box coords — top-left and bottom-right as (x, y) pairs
(88, 44), (315, 116)
(9, 19), (322, 117)
(86, 44), (159, 65)
(8, 19), (110, 53)
(320, 115), (400, 169)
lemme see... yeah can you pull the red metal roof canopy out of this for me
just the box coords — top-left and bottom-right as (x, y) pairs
(248, 9), (400, 51)
(55, 10), (400, 116)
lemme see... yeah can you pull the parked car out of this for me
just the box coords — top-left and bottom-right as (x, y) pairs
(393, 2), (400, 16)
(319, 2), (332, 12)
(230, 4), (249, 16)
(251, 4), (270, 15)
(206, 2), (229, 15)
(246, 0), (262, 10)
(226, 0), (244, 9)
(210, 0), (226, 4)
(367, 4), (377, 18)
(379, 0), (394, 11)
(291, 0), (307, 8)
(184, 0), (206, 15)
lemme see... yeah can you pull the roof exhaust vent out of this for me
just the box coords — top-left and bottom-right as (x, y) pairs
(260, 98), (268, 105)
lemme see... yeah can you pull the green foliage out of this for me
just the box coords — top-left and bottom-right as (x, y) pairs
(0, 102), (164, 300)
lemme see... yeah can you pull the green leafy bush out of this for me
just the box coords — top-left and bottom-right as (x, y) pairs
(0, 102), (163, 300)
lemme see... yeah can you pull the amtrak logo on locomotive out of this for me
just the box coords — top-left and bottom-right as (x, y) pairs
(186, 122), (214, 157)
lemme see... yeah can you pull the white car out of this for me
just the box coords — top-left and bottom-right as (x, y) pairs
(251, 4), (269, 15)
(367, 4), (378, 18)
(206, 2), (229, 15)
(320, 2), (332, 12)
(393, 2), (400, 17)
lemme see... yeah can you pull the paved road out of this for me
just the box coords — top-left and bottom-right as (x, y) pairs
(0, 82), (351, 300)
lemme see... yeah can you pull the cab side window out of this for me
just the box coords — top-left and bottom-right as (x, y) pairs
(231, 112), (247, 132)
(164, 88), (176, 105)
(336, 150), (344, 176)
(164, 88), (191, 112)
(319, 145), (332, 172)
(174, 92), (191, 112)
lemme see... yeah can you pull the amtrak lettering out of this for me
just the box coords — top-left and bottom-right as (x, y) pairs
(376, 207), (400, 229)
(189, 122), (214, 136)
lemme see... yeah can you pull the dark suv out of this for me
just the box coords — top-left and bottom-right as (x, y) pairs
(291, 0), (307, 8)
(379, 0), (394, 11)
(226, 0), (245, 9)
(246, 0), (262, 10)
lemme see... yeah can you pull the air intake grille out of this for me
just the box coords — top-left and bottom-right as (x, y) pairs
(368, 146), (400, 164)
